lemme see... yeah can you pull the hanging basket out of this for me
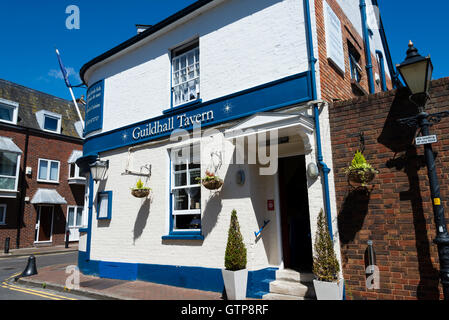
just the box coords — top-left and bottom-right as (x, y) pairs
(202, 178), (224, 190)
(131, 188), (150, 198)
(347, 168), (376, 185)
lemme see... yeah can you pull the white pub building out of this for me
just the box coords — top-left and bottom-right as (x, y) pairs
(76, 0), (395, 299)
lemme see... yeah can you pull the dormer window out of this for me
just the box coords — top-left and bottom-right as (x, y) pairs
(0, 98), (19, 125)
(36, 110), (62, 134)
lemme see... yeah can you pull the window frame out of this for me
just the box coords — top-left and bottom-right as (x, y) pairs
(43, 114), (61, 133)
(96, 191), (112, 220)
(0, 151), (21, 192)
(169, 145), (202, 234)
(68, 162), (85, 181)
(37, 158), (60, 184)
(67, 205), (84, 228)
(0, 98), (19, 125)
(171, 40), (200, 108)
(0, 204), (6, 225)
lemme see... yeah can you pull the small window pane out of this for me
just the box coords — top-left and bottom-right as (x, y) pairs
(44, 116), (58, 132)
(174, 214), (201, 230)
(189, 170), (200, 185)
(0, 206), (5, 224)
(0, 152), (18, 177)
(69, 163), (76, 178)
(189, 187), (201, 210)
(67, 208), (75, 227)
(76, 207), (83, 227)
(0, 105), (13, 122)
(173, 189), (188, 211)
(0, 177), (14, 190)
(39, 160), (48, 180)
(50, 162), (59, 181)
(98, 194), (109, 219)
(174, 172), (187, 187)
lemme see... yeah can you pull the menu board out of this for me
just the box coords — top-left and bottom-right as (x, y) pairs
(85, 80), (104, 135)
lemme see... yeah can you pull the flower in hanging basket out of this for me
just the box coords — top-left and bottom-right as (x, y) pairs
(131, 179), (151, 198)
(196, 170), (224, 190)
(344, 151), (378, 186)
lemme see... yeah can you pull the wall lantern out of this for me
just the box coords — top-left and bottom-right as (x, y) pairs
(307, 162), (319, 179)
(89, 159), (109, 183)
(396, 41), (433, 101)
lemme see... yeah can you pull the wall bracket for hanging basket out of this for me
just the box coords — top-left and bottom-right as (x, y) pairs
(122, 164), (152, 178)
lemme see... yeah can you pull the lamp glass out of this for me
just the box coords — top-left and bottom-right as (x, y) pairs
(398, 59), (429, 95)
(90, 161), (108, 182)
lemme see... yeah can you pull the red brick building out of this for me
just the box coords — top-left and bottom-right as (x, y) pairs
(0, 79), (85, 249)
(329, 77), (449, 300)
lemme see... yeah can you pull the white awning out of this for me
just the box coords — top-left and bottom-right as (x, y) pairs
(31, 189), (67, 205)
(68, 150), (83, 164)
(0, 137), (22, 154)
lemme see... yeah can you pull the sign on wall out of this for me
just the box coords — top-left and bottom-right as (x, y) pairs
(324, 1), (345, 74)
(85, 80), (104, 135)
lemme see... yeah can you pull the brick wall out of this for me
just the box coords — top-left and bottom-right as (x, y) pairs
(330, 77), (449, 300)
(0, 126), (84, 249)
(315, 0), (392, 102)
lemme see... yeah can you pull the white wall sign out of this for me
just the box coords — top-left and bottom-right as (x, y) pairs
(324, 1), (345, 73)
(416, 135), (437, 146)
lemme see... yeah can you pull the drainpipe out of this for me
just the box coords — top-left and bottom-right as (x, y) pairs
(303, 0), (333, 238)
(304, 0), (344, 299)
(16, 128), (30, 249)
(375, 50), (387, 92)
(360, 0), (375, 94)
(370, 0), (400, 89)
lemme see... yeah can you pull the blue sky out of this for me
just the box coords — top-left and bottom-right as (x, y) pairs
(0, 0), (447, 101)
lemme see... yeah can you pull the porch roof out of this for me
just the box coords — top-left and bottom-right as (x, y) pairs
(31, 189), (67, 205)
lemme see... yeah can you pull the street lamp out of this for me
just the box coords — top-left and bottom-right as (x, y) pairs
(397, 41), (449, 300)
(89, 159), (109, 183)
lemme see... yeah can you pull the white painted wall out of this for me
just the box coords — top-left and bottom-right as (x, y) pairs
(85, 0), (310, 137)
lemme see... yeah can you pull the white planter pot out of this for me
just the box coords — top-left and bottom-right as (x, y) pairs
(222, 269), (248, 300)
(313, 279), (344, 300)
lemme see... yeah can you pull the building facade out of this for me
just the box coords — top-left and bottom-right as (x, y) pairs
(0, 79), (85, 249)
(76, 0), (396, 299)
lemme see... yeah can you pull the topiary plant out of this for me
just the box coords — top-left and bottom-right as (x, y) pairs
(224, 210), (247, 271)
(313, 209), (340, 282)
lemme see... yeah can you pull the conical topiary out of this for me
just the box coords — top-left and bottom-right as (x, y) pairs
(224, 210), (247, 271)
(313, 209), (340, 282)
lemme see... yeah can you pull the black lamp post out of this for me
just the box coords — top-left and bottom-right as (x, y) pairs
(397, 41), (449, 300)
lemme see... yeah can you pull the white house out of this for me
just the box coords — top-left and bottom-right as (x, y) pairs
(76, 0), (396, 299)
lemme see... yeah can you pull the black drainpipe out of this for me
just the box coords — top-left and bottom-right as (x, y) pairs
(16, 128), (30, 249)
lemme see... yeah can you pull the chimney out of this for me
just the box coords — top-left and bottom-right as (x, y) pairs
(136, 24), (152, 34)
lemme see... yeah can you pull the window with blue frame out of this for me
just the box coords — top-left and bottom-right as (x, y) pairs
(170, 144), (201, 232)
(171, 40), (200, 107)
(97, 191), (112, 220)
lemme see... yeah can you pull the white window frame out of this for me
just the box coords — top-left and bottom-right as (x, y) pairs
(171, 42), (200, 107)
(0, 204), (6, 225)
(37, 158), (60, 184)
(170, 145), (201, 232)
(36, 110), (62, 134)
(0, 98), (19, 125)
(67, 205), (84, 228)
(0, 152), (21, 193)
(68, 162), (85, 181)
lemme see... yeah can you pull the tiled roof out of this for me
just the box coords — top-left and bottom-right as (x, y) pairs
(0, 78), (85, 139)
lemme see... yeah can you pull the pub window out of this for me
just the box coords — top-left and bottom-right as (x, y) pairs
(170, 144), (201, 232)
(171, 40), (200, 107)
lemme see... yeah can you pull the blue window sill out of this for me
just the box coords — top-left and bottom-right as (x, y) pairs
(79, 228), (88, 233)
(163, 99), (202, 115)
(162, 234), (204, 241)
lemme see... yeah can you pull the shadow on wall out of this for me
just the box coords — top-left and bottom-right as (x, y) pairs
(133, 198), (151, 245)
(338, 187), (371, 245)
(378, 87), (440, 300)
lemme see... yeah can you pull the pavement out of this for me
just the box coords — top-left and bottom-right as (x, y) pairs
(0, 244), (78, 259)
(14, 262), (224, 300)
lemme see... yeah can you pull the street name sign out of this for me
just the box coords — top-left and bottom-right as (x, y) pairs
(416, 135), (437, 146)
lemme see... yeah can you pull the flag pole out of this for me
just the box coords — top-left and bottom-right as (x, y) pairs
(55, 48), (85, 130)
